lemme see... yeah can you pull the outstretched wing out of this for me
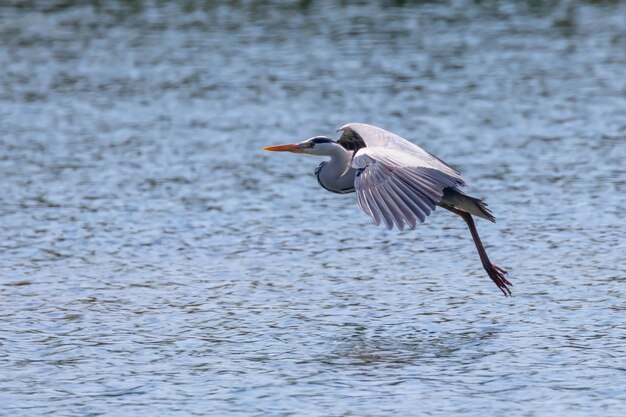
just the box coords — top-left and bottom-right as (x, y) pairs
(340, 123), (465, 231)
(338, 123), (461, 175)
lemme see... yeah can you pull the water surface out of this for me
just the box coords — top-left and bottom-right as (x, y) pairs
(1, 1), (625, 416)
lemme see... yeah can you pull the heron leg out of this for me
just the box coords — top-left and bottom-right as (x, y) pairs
(441, 204), (513, 296)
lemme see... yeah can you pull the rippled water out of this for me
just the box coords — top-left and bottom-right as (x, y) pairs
(1, 1), (625, 416)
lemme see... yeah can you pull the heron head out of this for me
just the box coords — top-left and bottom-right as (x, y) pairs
(263, 136), (338, 156)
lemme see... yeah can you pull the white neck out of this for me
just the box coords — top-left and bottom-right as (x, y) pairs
(322, 143), (353, 179)
(315, 144), (356, 194)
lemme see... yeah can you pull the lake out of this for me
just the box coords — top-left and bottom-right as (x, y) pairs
(1, 1), (625, 416)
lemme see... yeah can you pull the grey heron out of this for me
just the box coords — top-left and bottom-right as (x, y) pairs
(263, 123), (512, 297)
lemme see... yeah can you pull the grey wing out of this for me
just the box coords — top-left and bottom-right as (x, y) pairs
(352, 147), (465, 231)
(338, 122), (461, 177)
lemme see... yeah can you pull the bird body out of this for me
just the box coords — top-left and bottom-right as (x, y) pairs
(263, 123), (513, 296)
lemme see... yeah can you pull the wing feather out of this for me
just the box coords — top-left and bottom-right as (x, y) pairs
(391, 180), (431, 220)
(370, 187), (395, 230)
(363, 187), (383, 227)
(386, 180), (423, 224)
(381, 184), (417, 230)
(339, 123), (461, 177)
(336, 123), (466, 230)
(376, 186), (407, 231)
(352, 146), (465, 230)
(356, 186), (373, 218)
(358, 170), (382, 225)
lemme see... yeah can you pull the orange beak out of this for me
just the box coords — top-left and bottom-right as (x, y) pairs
(262, 143), (303, 153)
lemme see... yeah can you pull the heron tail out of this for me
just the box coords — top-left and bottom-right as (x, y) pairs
(440, 188), (496, 222)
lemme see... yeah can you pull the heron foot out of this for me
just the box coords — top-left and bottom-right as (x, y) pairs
(486, 263), (513, 297)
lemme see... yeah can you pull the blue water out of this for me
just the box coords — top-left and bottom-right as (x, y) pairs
(1, 1), (625, 416)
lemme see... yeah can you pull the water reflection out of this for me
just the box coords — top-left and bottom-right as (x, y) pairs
(326, 324), (502, 366)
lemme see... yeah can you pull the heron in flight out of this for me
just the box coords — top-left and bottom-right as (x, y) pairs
(263, 123), (512, 296)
